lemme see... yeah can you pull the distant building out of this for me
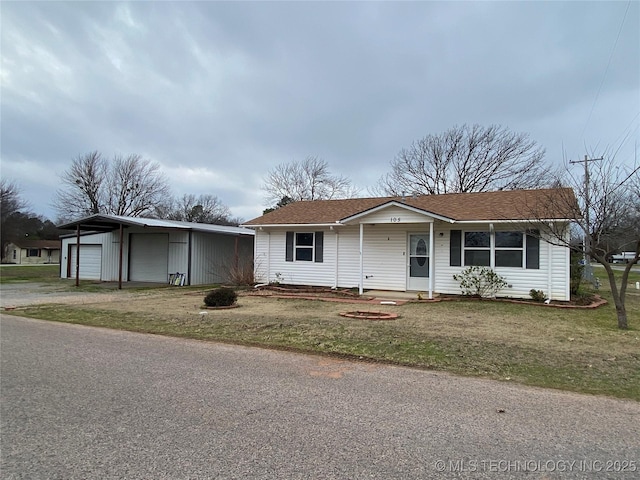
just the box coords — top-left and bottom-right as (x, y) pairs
(3, 240), (61, 264)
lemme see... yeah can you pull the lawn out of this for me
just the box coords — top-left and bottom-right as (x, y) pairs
(5, 265), (639, 401)
(0, 264), (60, 283)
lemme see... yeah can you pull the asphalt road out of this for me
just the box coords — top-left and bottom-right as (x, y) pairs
(2, 315), (639, 479)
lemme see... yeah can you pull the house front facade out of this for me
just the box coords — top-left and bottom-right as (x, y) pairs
(243, 188), (577, 301)
(3, 240), (61, 264)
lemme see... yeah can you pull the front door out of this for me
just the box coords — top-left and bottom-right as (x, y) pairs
(407, 233), (429, 291)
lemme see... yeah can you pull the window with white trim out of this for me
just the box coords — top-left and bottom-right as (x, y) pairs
(452, 229), (539, 269)
(295, 233), (314, 261)
(463, 231), (490, 266)
(285, 231), (324, 263)
(495, 231), (524, 267)
(27, 248), (40, 257)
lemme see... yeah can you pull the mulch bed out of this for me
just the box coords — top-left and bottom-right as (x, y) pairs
(248, 285), (607, 309)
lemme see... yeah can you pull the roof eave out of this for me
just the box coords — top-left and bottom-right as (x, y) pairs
(241, 223), (344, 229)
(340, 201), (455, 224)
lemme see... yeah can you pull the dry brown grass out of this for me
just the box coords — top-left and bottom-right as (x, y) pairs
(7, 271), (640, 400)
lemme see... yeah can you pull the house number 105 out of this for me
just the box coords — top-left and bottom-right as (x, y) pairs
(390, 217), (401, 222)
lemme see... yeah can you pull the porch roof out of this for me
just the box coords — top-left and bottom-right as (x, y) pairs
(243, 188), (578, 226)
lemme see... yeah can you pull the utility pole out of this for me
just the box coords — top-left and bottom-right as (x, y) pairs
(569, 155), (603, 268)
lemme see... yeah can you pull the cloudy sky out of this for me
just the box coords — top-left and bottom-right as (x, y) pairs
(1, 1), (638, 223)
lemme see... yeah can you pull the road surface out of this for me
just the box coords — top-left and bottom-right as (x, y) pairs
(2, 315), (639, 479)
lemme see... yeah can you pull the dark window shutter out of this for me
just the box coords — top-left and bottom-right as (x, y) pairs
(526, 230), (540, 269)
(314, 231), (324, 263)
(285, 231), (294, 262)
(450, 230), (462, 266)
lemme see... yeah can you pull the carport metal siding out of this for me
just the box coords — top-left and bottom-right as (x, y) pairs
(129, 233), (170, 282)
(190, 232), (252, 285)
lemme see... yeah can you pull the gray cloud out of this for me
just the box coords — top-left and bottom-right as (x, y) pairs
(1, 1), (638, 221)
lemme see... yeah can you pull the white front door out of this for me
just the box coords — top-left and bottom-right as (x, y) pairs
(407, 233), (429, 291)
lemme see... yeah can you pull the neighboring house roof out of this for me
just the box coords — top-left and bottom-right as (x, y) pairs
(243, 188), (579, 226)
(58, 214), (255, 236)
(10, 240), (61, 250)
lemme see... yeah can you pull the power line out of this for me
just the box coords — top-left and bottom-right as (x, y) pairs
(580, 1), (632, 138)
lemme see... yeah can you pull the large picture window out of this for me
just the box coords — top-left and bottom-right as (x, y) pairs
(27, 249), (40, 257)
(451, 229), (540, 269)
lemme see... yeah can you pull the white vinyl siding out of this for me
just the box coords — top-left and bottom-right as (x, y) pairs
(356, 206), (433, 224)
(253, 219), (570, 301)
(255, 228), (336, 287)
(361, 224), (408, 291)
(435, 222), (570, 301)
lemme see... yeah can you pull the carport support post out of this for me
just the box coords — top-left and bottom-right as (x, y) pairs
(75, 225), (80, 287)
(118, 224), (124, 289)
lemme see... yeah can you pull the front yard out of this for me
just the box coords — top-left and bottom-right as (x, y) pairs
(5, 266), (639, 400)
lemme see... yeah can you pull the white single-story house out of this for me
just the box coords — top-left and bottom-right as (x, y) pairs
(2, 240), (61, 264)
(58, 214), (254, 287)
(242, 188), (578, 301)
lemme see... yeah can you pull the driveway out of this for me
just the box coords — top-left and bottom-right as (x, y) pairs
(2, 315), (638, 479)
(0, 282), (132, 308)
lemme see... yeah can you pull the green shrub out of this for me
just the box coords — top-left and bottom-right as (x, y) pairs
(529, 289), (547, 302)
(204, 287), (238, 307)
(453, 266), (508, 298)
(570, 251), (585, 296)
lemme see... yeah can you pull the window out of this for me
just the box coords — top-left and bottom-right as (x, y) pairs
(464, 231), (490, 266)
(286, 231), (324, 262)
(450, 229), (540, 269)
(12, 250), (16, 260)
(495, 231), (523, 267)
(27, 249), (40, 257)
(295, 233), (314, 261)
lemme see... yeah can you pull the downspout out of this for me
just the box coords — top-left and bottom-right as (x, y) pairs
(75, 225), (80, 287)
(546, 230), (553, 301)
(118, 224), (124, 289)
(334, 229), (339, 289)
(359, 223), (364, 295)
(429, 222), (434, 299)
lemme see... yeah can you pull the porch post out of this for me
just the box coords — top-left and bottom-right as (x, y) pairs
(359, 223), (364, 295)
(118, 224), (124, 289)
(429, 221), (434, 299)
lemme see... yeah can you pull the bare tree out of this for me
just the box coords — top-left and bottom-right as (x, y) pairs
(1, 179), (31, 258)
(106, 154), (171, 217)
(263, 156), (359, 207)
(54, 151), (107, 217)
(373, 124), (552, 196)
(525, 157), (639, 329)
(54, 152), (170, 220)
(156, 194), (239, 225)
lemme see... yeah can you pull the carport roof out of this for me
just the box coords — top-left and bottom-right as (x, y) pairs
(58, 214), (254, 236)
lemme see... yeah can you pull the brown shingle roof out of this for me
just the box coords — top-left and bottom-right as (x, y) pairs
(243, 188), (578, 225)
(14, 240), (61, 249)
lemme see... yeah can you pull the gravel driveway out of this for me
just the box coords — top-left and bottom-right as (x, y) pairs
(0, 282), (134, 308)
